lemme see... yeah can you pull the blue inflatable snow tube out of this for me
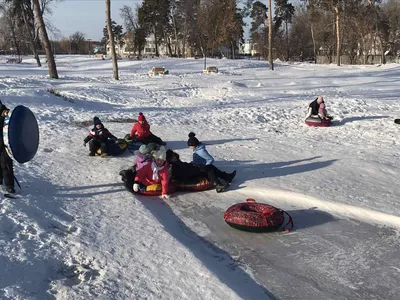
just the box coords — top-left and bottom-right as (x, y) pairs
(3, 105), (39, 163)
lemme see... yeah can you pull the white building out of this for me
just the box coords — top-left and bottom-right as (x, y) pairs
(106, 34), (169, 57)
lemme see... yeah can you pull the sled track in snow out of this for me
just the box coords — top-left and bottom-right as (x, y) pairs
(237, 188), (400, 230)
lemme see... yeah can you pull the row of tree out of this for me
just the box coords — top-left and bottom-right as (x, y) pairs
(1, 0), (400, 79)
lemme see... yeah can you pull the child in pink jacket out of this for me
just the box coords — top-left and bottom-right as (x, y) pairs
(133, 146), (171, 198)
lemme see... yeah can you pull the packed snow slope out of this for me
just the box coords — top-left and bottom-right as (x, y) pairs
(1, 56), (400, 300)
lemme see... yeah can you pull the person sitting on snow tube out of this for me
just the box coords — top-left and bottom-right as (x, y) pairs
(84, 117), (118, 157)
(186, 132), (236, 193)
(130, 112), (166, 146)
(133, 146), (171, 198)
(166, 149), (234, 193)
(305, 96), (332, 121)
(132, 143), (160, 171)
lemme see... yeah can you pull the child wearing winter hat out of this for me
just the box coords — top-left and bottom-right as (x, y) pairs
(187, 132), (236, 192)
(130, 112), (167, 146)
(84, 116), (118, 157)
(305, 96), (332, 120)
(133, 146), (171, 198)
(132, 143), (160, 171)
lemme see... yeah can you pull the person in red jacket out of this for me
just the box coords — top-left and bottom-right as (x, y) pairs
(133, 146), (171, 198)
(130, 112), (166, 145)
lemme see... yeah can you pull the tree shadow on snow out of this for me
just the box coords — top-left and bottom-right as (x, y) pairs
(215, 156), (337, 189)
(334, 115), (389, 126)
(165, 138), (258, 151)
(137, 197), (278, 300)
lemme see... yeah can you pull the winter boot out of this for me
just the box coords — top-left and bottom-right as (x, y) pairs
(89, 152), (95, 156)
(6, 186), (15, 194)
(225, 170), (236, 183)
(215, 181), (230, 193)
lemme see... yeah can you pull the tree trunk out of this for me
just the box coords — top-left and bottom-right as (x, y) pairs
(153, 25), (159, 57)
(21, 8), (41, 67)
(334, 6), (340, 66)
(163, 28), (173, 56)
(268, 0), (274, 70)
(106, 0), (119, 80)
(171, 12), (178, 56)
(285, 20), (289, 61)
(9, 18), (21, 60)
(32, 0), (58, 78)
(182, 17), (187, 58)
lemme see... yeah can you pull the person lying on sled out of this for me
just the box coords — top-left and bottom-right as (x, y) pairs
(130, 112), (166, 146)
(133, 146), (171, 199)
(305, 96), (332, 120)
(166, 149), (234, 193)
(84, 117), (118, 157)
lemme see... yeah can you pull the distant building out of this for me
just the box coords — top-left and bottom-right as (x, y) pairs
(240, 42), (258, 56)
(106, 34), (168, 57)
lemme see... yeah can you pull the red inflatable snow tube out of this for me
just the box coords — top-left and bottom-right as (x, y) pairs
(305, 117), (331, 127)
(136, 182), (176, 196)
(224, 199), (294, 232)
(173, 177), (214, 191)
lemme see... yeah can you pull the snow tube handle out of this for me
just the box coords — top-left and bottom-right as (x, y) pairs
(246, 198), (256, 203)
(282, 210), (294, 232)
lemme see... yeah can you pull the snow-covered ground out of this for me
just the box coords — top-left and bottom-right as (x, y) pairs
(1, 55), (400, 299)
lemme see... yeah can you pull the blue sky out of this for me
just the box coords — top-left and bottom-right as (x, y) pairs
(49, 0), (294, 42)
(49, 0), (143, 41)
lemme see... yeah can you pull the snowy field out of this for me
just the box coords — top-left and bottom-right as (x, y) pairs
(0, 55), (400, 299)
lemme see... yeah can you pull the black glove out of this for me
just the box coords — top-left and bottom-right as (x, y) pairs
(83, 142), (86, 147)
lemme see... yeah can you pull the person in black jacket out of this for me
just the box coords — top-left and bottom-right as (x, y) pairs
(305, 96), (332, 120)
(166, 149), (235, 193)
(0, 100), (15, 194)
(83, 117), (118, 157)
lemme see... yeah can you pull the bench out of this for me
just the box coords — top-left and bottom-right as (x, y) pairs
(203, 66), (218, 74)
(148, 67), (169, 76)
(6, 58), (21, 64)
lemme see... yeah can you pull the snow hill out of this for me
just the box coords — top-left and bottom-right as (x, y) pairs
(1, 56), (400, 299)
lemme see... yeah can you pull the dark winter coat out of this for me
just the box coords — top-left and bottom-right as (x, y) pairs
(84, 124), (117, 144)
(309, 98), (321, 115)
(167, 151), (205, 180)
(0, 103), (10, 151)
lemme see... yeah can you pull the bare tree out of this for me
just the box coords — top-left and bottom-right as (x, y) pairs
(106, 0), (119, 80)
(268, 0), (274, 69)
(32, 0), (58, 78)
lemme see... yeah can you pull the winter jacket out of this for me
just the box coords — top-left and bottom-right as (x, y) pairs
(168, 151), (204, 180)
(134, 161), (170, 195)
(130, 121), (152, 141)
(192, 143), (214, 166)
(133, 151), (152, 171)
(84, 124), (117, 144)
(309, 98), (321, 115)
(0, 104), (10, 151)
